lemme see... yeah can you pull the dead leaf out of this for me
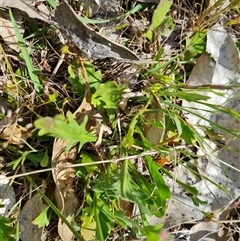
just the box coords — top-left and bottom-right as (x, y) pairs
(1, 0), (49, 23)
(183, 24), (240, 143)
(215, 195), (240, 221)
(207, 24), (240, 73)
(119, 90), (144, 110)
(147, 137), (240, 228)
(54, 0), (139, 61)
(154, 156), (172, 167)
(19, 194), (48, 241)
(51, 84), (109, 240)
(40, 57), (51, 72)
(143, 94), (164, 145)
(189, 221), (227, 241)
(120, 199), (135, 217)
(52, 139), (80, 241)
(0, 109), (32, 146)
(188, 195), (240, 241)
(205, 0), (230, 10)
(0, 123), (31, 145)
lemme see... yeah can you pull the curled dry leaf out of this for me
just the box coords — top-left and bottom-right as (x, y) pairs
(52, 140), (80, 241)
(54, 0), (139, 61)
(120, 199), (135, 217)
(143, 94), (164, 145)
(0, 110), (31, 145)
(1, 0), (49, 23)
(0, 123), (31, 145)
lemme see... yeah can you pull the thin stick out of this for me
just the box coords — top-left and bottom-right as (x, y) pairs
(6, 151), (159, 180)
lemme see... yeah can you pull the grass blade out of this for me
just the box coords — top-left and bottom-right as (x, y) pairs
(9, 9), (41, 92)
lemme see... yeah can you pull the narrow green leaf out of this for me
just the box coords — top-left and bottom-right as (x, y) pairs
(120, 160), (130, 199)
(178, 118), (196, 144)
(9, 9), (41, 92)
(8, 151), (32, 170)
(146, 156), (171, 207)
(145, 55), (178, 75)
(172, 113), (182, 136)
(114, 210), (133, 228)
(145, 0), (173, 41)
(40, 150), (50, 167)
(150, 0), (173, 31)
(129, 163), (166, 217)
(45, 0), (58, 8)
(122, 113), (140, 148)
(160, 167), (199, 196)
(163, 91), (211, 101)
(190, 196), (208, 206)
(93, 194), (103, 241)
(27, 176), (85, 241)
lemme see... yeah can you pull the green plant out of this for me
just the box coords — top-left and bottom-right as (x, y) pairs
(1, 0), (240, 240)
(0, 215), (16, 241)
